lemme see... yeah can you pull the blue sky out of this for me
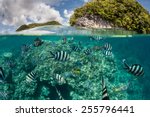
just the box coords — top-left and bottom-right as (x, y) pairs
(0, 0), (149, 33)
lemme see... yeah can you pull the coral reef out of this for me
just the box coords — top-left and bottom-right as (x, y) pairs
(0, 37), (143, 100)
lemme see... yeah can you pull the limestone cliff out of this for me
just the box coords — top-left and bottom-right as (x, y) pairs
(70, 0), (150, 34)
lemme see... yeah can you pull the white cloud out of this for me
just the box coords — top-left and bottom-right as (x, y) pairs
(64, 9), (74, 19)
(83, 0), (90, 3)
(0, 0), (63, 26)
(63, 9), (74, 25)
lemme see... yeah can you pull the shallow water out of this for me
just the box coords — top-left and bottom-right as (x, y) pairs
(0, 30), (150, 100)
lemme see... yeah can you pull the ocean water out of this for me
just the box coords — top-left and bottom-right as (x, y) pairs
(0, 27), (150, 100)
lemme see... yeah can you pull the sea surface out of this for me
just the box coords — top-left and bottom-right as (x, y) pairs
(0, 26), (150, 100)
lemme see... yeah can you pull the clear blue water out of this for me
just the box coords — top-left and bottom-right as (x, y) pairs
(0, 28), (150, 100)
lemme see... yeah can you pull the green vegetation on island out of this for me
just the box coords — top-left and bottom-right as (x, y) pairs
(16, 21), (61, 32)
(70, 0), (150, 34)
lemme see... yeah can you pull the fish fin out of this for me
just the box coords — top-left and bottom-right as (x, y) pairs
(49, 51), (55, 58)
(122, 59), (130, 69)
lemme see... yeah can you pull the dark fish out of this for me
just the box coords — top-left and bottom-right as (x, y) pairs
(21, 44), (30, 53)
(62, 37), (67, 44)
(84, 48), (92, 55)
(0, 67), (5, 82)
(54, 74), (66, 85)
(103, 50), (112, 56)
(34, 37), (43, 47)
(104, 43), (112, 51)
(102, 77), (109, 100)
(122, 59), (144, 76)
(71, 45), (81, 52)
(26, 71), (36, 83)
(5, 60), (15, 68)
(50, 51), (70, 61)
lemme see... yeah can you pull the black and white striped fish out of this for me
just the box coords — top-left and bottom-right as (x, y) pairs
(71, 45), (81, 52)
(103, 43), (112, 51)
(90, 36), (103, 41)
(50, 51), (70, 61)
(0, 67), (5, 82)
(0, 91), (8, 99)
(84, 48), (92, 55)
(54, 86), (64, 100)
(122, 59), (144, 76)
(103, 50), (112, 56)
(54, 74), (66, 85)
(102, 77), (109, 100)
(26, 71), (36, 83)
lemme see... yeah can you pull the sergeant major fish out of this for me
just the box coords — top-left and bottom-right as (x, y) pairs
(0, 67), (5, 83)
(54, 74), (66, 85)
(26, 71), (36, 83)
(50, 51), (70, 61)
(71, 45), (81, 52)
(103, 50), (112, 56)
(54, 86), (64, 100)
(103, 43), (112, 51)
(84, 48), (92, 55)
(102, 77), (109, 100)
(89, 36), (103, 41)
(122, 59), (144, 77)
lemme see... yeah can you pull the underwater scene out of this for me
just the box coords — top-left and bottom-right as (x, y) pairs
(0, 28), (150, 100)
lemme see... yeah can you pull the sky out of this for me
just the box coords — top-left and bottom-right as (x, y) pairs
(0, 0), (149, 33)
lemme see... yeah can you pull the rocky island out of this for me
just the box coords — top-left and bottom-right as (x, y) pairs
(16, 21), (61, 32)
(70, 0), (150, 34)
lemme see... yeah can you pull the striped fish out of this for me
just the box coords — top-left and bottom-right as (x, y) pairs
(54, 74), (66, 85)
(0, 91), (8, 99)
(71, 45), (81, 52)
(50, 51), (70, 61)
(26, 71), (36, 83)
(104, 43), (112, 51)
(122, 59), (144, 76)
(103, 50), (112, 56)
(0, 67), (5, 82)
(102, 77), (109, 100)
(54, 86), (64, 100)
(90, 36), (103, 41)
(84, 48), (92, 55)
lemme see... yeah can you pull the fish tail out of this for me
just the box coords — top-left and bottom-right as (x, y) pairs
(50, 51), (55, 58)
(122, 59), (130, 69)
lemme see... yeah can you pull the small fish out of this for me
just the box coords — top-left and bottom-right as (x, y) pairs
(68, 37), (74, 43)
(90, 36), (103, 41)
(103, 43), (112, 51)
(71, 45), (81, 52)
(26, 71), (36, 83)
(54, 74), (66, 85)
(5, 60), (15, 68)
(122, 59), (144, 76)
(34, 37), (43, 47)
(54, 86), (64, 100)
(103, 50), (112, 56)
(0, 67), (5, 82)
(0, 91), (8, 99)
(102, 77), (109, 100)
(21, 44), (30, 53)
(84, 48), (92, 55)
(50, 51), (70, 61)
(62, 37), (67, 44)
